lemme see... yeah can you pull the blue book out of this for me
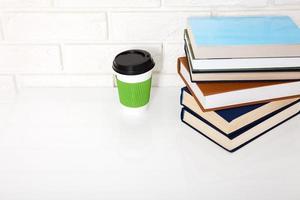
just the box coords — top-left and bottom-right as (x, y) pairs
(185, 16), (300, 73)
(188, 16), (300, 46)
(180, 87), (300, 152)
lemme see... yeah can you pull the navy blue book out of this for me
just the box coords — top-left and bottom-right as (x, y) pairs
(180, 87), (300, 152)
(180, 87), (299, 139)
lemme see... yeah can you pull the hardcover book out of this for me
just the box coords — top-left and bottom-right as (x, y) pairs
(183, 43), (300, 81)
(185, 30), (300, 72)
(181, 87), (300, 136)
(187, 16), (300, 59)
(181, 100), (300, 152)
(177, 57), (300, 110)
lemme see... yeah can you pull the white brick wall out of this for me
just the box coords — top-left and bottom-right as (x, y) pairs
(0, 0), (299, 94)
(0, 44), (61, 72)
(0, 75), (16, 101)
(110, 11), (209, 41)
(0, 0), (52, 8)
(54, 0), (161, 8)
(275, 0), (300, 5)
(2, 13), (107, 41)
(63, 43), (162, 73)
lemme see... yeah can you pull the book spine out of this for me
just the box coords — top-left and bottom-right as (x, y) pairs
(180, 87), (185, 107)
(180, 107), (185, 123)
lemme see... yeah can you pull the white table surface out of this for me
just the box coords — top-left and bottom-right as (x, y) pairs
(0, 87), (299, 200)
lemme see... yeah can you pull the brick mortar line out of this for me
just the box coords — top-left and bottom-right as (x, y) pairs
(0, 41), (184, 45)
(0, 72), (177, 76)
(0, 8), (298, 14)
(12, 74), (19, 94)
(0, 20), (5, 41)
(0, 8), (209, 12)
(58, 44), (64, 72)
(106, 11), (110, 41)
(3, 8), (297, 13)
(0, 8), (299, 15)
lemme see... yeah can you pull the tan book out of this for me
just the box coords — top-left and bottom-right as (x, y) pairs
(177, 57), (300, 111)
(184, 31), (300, 81)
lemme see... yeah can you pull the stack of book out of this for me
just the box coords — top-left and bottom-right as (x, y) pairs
(178, 16), (300, 152)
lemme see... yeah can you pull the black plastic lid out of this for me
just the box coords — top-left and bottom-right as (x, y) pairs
(113, 49), (155, 75)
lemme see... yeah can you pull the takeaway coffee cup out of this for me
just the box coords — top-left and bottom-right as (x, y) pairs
(113, 49), (155, 110)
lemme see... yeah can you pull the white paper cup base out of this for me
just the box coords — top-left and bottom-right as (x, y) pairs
(121, 103), (149, 115)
